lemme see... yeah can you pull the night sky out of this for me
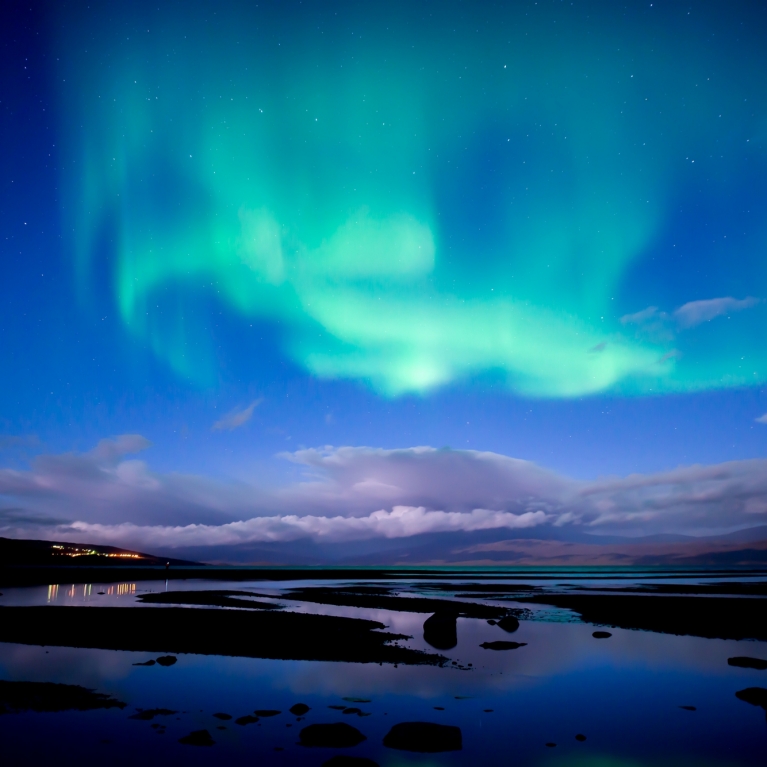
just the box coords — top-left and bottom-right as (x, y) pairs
(2, 0), (767, 557)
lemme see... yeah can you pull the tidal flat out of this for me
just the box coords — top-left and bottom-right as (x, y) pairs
(0, 567), (766, 766)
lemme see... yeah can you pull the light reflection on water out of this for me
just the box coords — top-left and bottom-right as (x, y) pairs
(1, 572), (766, 766)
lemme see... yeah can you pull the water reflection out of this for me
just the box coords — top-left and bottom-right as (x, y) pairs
(1, 571), (766, 766)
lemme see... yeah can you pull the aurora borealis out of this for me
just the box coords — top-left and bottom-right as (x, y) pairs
(59, 0), (767, 396)
(2, 0), (767, 557)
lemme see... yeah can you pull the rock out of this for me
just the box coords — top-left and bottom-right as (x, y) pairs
(128, 708), (178, 721)
(735, 687), (767, 709)
(321, 757), (380, 767)
(433, 706), (444, 710)
(592, 631), (612, 639)
(729, 656), (767, 670)
(133, 660), (156, 666)
(480, 641), (527, 651)
(679, 706), (696, 711)
(487, 620), (497, 625)
(155, 656), (177, 666)
(342, 697), (371, 703)
(545, 742), (556, 748)
(254, 709), (281, 717)
(299, 722), (367, 748)
(423, 612), (458, 650)
(178, 729), (215, 746)
(213, 712), (232, 720)
(343, 707), (363, 715)
(575, 734), (586, 741)
(383, 722), (462, 753)
(497, 616), (520, 633)
(290, 703), (310, 716)
(235, 715), (260, 726)
(329, 705), (347, 710)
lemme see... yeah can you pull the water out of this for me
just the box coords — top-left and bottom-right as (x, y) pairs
(1, 569), (765, 766)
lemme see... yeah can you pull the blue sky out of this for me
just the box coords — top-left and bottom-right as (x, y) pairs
(2, 0), (767, 558)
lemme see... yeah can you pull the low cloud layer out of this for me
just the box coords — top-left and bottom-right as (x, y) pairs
(1, 437), (767, 550)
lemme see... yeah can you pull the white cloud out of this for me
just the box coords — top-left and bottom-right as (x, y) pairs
(2, 438), (767, 548)
(756, 413), (767, 425)
(673, 296), (760, 329)
(212, 399), (263, 431)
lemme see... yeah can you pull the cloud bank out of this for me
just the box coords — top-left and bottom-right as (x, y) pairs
(2, 437), (767, 551)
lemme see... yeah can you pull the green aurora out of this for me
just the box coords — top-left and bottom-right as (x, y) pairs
(59, 0), (767, 396)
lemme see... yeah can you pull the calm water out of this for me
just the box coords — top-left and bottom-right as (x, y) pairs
(1, 570), (765, 766)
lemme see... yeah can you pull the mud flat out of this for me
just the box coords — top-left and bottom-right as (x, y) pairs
(518, 594), (767, 640)
(0, 680), (125, 714)
(0, 607), (445, 665)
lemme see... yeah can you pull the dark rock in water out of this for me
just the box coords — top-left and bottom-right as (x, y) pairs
(735, 687), (767, 709)
(729, 656), (767, 670)
(487, 619), (497, 625)
(343, 708), (363, 715)
(178, 729), (215, 746)
(592, 631), (612, 639)
(156, 655), (177, 666)
(254, 709), (281, 717)
(545, 742), (556, 747)
(343, 697), (371, 703)
(423, 612), (458, 650)
(329, 705), (347, 710)
(235, 715), (260, 726)
(129, 708), (178, 721)
(0, 680), (126, 714)
(383, 722), (462, 753)
(290, 703), (310, 716)
(679, 706), (696, 711)
(133, 659), (156, 666)
(299, 722), (367, 748)
(322, 757), (380, 767)
(433, 706), (444, 710)
(480, 641), (527, 651)
(575, 734), (586, 741)
(212, 712), (232, 720)
(497, 615), (519, 633)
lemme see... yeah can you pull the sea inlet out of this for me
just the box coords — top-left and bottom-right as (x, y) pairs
(0, 566), (765, 766)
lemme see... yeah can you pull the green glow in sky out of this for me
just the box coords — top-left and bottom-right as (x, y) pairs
(60, 1), (767, 396)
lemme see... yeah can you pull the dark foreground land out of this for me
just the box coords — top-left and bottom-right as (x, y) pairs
(0, 606), (445, 666)
(518, 594), (767, 641)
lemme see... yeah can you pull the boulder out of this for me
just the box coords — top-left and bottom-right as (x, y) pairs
(735, 687), (767, 709)
(178, 729), (215, 746)
(299, 722), (367, 748)
(235, 715), (259, 726)
(383, 722), (462, 752)
(155, 656), (177, 666)
(254, 709), (281, 717)
(592, 631), (612, 639)
(423, 612), (457, 650)
(290, 703), (310, 716)
(480, 641), (527, 651)
(497, 616), (519, 633)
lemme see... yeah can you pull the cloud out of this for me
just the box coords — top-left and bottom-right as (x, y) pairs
(673, 296), (760, 329)
(2, 437), (767, 550)
(756, 413), (767, 425)
(69, 507), (550, 549)
(212, 399), (263, 431)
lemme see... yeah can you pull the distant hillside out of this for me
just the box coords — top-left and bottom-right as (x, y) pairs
(0, 537), (202, 567)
